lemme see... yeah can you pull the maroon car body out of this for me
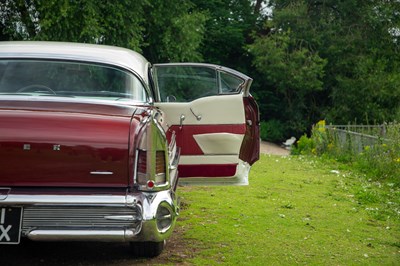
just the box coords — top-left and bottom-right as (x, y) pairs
(0, 42), (259, 257)
(1, 100), (138, 187)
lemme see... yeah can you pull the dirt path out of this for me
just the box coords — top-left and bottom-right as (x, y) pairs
(260, 141), (290, 155)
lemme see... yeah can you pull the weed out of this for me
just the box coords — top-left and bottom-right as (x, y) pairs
(177, 155), (400, 265)
(293, 121), (400, 187)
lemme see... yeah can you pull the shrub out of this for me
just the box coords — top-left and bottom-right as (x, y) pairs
(291, 120), (326, 156)
(291, 134), (314, 155)
(292, 120), (400, 186)
(260, 119), (286, 142)
(356, 122), (400, 185)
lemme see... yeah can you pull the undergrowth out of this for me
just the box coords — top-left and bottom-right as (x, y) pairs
(177, 155), (400, 265)
(292, 121), (400, 187)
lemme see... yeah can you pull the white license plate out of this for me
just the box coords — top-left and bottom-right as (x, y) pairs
(0, 207), (22, 244)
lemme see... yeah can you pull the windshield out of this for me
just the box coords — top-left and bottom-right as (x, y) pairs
(0, 59), (148, 102)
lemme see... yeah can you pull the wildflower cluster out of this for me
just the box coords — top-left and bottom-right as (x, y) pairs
(292, 121), (400, 187)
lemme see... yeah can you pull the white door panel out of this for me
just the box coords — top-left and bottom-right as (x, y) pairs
(193, 133), (244, 155)
(155, 94), (245, 125)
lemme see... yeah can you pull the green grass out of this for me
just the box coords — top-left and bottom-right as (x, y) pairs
(176, 155), (400, 265)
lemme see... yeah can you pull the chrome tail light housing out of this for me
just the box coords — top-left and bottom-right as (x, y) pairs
(135, 110), (171, 191)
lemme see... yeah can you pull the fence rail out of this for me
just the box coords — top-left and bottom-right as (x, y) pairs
(325, 125), (388, 153)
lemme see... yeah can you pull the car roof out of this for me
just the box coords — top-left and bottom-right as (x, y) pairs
(0, 41), (150, 84)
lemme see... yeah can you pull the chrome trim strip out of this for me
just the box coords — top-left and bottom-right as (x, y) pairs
(90, 171), (114, 175)
(0, 188), (10, 200)
(0, 194), (131, 206)
(27, 229), (138, 242)
(104, 215), (139, 221)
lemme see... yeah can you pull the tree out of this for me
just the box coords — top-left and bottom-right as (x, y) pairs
(0, 0), (38, 40)
(190, 0), (264, 68)
(141, 0), (207, 62)
(250, 0), (400, 139)
(0, 0), (146, 51)
(249, 1), (327, 135)
(36, 0), (145, 50)
(318, 0), (400, 123)
(0, 0), (207, 60)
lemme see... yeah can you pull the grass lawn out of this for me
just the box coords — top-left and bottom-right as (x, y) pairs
(174, 154), (400, 265)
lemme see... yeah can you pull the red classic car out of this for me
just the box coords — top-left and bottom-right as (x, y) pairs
(0, 42), (259, 257)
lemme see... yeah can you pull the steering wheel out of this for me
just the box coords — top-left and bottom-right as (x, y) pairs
(17, 84), (56, 95)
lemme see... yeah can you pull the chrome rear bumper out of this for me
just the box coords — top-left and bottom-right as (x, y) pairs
(0, 189), (179, 242)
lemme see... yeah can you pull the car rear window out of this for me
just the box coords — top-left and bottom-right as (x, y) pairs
(0, 59), (148, 102)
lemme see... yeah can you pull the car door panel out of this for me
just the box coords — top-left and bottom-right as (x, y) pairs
(156, 94), (245, 125)
(153, 64), (259, 185)
(157, 94), (246, 158)
(166, 124), (246, 156)
(193, 133), (244, 155)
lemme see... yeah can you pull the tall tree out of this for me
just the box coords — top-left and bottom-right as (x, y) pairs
(140, 0), (207, 62)
(0, 0), (207, 60)
(0, 0), (38, 40)
(249, 1), (327, 135)
(190, 0), (263, 68)
(250, 0), (400, 138)
(36, 0), (145, 50)
(0, 0), (146, 51)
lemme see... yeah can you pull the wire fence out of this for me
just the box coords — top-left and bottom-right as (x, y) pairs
(325, 124), (388, 153)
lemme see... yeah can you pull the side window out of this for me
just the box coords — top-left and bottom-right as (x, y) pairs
(156, 66), (218, 102)
(219, 72), (244, 94)
(154, 65), (245, 102)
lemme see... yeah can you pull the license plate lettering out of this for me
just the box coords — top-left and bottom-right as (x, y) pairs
(0, 207), (22, 244)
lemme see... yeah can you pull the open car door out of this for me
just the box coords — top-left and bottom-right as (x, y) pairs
(153, 63), (259, 185)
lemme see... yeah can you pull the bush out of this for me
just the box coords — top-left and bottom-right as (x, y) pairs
(291, 134), (315, 155)
(292, 121), (400, 186)
(356, 122), (400, 185)
(291, 120), (326, 156)
(260, 119), (286, 142)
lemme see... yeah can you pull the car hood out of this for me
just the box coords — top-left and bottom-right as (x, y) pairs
(0, 98), (146, 188)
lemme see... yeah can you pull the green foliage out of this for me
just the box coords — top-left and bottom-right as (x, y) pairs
(250, 0), (400, 136)
(191, 0), (261, 67)
(177, 155), (400, 265)
(329, 56), (400, 124)
(0, 0), (146, 50)
(356, 123), (400, 185)
(249, 20), (327, 135)
(141, 0), (207, 62)
(0, 0), (207, 60)
(294, 121), (400, 186)
(260, 119), (287, 142)
(291, 134), (315, 155)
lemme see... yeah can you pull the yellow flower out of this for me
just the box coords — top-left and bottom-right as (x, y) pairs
(316, 120), (326, 133)
(317, 120), (326, 127)
(395, 158), (400, 163)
